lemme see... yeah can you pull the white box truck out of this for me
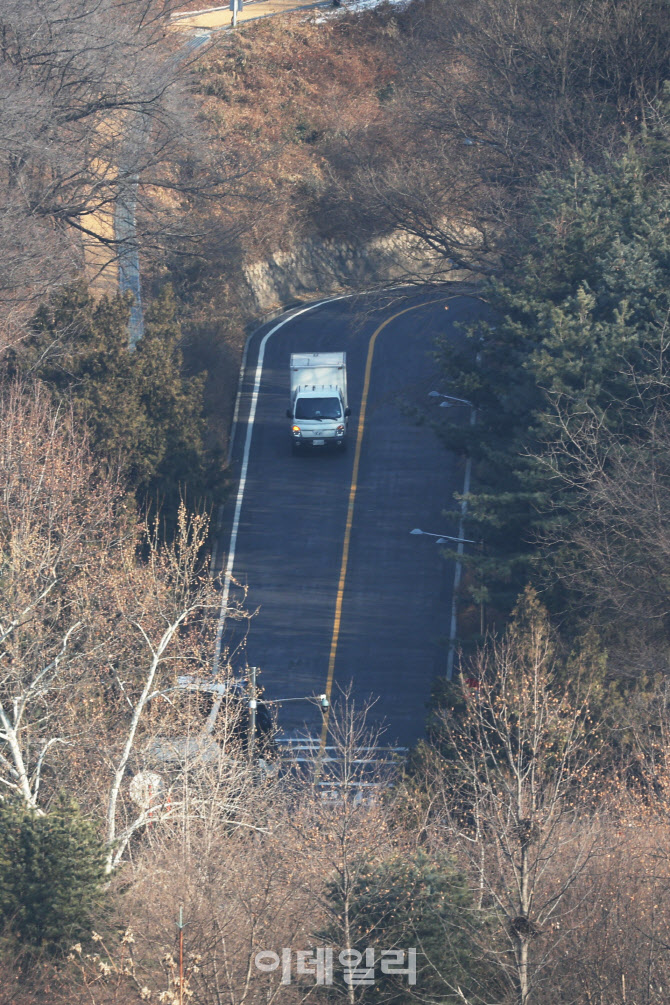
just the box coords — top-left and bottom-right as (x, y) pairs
(287, 352), (350, 452)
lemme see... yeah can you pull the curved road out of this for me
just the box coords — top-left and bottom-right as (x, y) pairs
(214, 290), (483, 745)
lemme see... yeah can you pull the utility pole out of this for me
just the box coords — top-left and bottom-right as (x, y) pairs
(428, 390), (478, 679)
(177, 905), (185, 1005)
(248, 666), (258, 764)
(447, 406), (477, 680)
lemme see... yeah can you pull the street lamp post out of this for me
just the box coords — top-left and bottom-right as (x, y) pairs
(246, 675), (329, 767)
(248, 666), (258, 763)
(262, 694), (330, 711)
(428, 391), (477, 680)
(254, 690), (329, 739)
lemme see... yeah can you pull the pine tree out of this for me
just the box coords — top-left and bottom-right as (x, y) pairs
(134, 287), (210, 515)
(435, 129), (670, 615)
(0, 797), (107, 959)
(319, 851), (483, 1003)
(19, 283), (215, 520)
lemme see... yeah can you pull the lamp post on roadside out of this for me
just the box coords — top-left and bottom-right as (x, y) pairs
(177, 905), (185, 1005)
(246, 670), (329, 767)
(260, 693), (330, 781)
(428, 391), (477, 680)
(261, 693), (330, 712)
(248, 666), (258, 763)
(248, 685), (329, 749)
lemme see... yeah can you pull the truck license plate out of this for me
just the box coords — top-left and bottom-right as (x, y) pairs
(313, 439), (325, 446)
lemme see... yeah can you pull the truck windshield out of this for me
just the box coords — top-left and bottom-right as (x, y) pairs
(295, 397), (341, 420)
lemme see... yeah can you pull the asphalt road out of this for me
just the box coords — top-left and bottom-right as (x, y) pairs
(214, 290), (484, 746)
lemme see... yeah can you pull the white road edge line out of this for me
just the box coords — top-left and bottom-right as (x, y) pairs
(210, 316), (253, 574)
(213, 296), (349, 671)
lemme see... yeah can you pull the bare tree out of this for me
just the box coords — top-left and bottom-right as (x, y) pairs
(0, 381), (252, 871)
(314, 0), (670, 286)
(541, 398), (670, 630)
(283, 694), (397, 1005)
(0, 0), (232, 320)
(429, 589), (603, 1005)
(0, 381), (120, 809)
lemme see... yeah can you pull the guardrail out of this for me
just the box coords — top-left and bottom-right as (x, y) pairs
(276, 738), (407, 763)
(275, 738), (408, 795)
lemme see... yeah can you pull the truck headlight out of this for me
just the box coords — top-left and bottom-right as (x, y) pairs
(292, 425), (301, 436)
(336, 425), (345, 434)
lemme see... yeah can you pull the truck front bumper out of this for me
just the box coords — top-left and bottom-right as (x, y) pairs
(292, 434), (346, 449)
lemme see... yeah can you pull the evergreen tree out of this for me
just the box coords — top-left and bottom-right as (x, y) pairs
(319, 851), (483, 1003)
(436, 126), (670, 616)
(0, 797), (106, 959)
(19, 283), (216, 519)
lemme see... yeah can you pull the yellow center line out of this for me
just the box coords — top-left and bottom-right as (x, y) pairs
(318, 301), (435, 754)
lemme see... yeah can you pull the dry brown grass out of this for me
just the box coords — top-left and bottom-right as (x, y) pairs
(193, 9), (403, 255)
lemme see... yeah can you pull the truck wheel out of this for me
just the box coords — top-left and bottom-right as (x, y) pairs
(291, 441), (300, 455)
(339, 439), (347, 452)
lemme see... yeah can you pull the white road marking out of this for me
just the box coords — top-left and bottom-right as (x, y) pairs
(213, 297), (346, 670)
(210, 313), (254, 575)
